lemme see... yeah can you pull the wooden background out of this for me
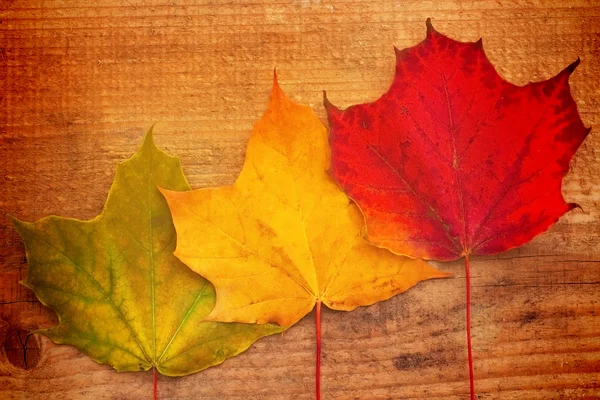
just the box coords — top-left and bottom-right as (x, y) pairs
(0, 0), (599, 399)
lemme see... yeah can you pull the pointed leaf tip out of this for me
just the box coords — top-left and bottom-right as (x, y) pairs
(141, 126), (156, 151)
(269, 69), (289, 106)
(552, 58), (581, 84)
(157, 186), (176, 203)
(323, 91), (342, 121)
(323, 91), (337, 111)
(393, 45), (403, 58)
(7, 214), (32, 236)
(426, 18), (434, 36)
(7, 214), (24, 230)
(6, 213), (17, 224)
(394, 45), (411, 63)
(568, 202), (583, 212)
(157, 185), (168, 196)
(322, 90), (331, 107)
(562, 57), (581, 76)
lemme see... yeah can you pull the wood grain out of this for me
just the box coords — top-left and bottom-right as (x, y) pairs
(1, 1), (599, 399)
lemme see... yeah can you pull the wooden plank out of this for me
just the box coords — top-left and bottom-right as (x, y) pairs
(0, 0), (599, 398)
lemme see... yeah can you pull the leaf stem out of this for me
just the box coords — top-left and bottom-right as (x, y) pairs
(465, 254), (475, 400)
(316, 300), (322, 400)
(153, 367), (158, 400)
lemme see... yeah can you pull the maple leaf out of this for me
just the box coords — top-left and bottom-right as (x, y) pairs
(325, 19), (590, 399)
(161, 74), (448, 399)
(10, 132), (282, 387)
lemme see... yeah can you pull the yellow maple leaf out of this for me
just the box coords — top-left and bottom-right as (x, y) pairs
(161, 75), (448, 328)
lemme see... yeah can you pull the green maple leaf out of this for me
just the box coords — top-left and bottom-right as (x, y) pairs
(11, 130), (281, 376)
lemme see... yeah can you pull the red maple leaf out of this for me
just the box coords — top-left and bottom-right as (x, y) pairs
(325, 19), (590, 399)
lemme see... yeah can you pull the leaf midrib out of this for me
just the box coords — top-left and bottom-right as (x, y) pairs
(145, 148), (209, 369)
(148, 145), (157, 365)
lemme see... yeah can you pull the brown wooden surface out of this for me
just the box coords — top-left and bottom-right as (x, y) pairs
(1, 1), (599, 399)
